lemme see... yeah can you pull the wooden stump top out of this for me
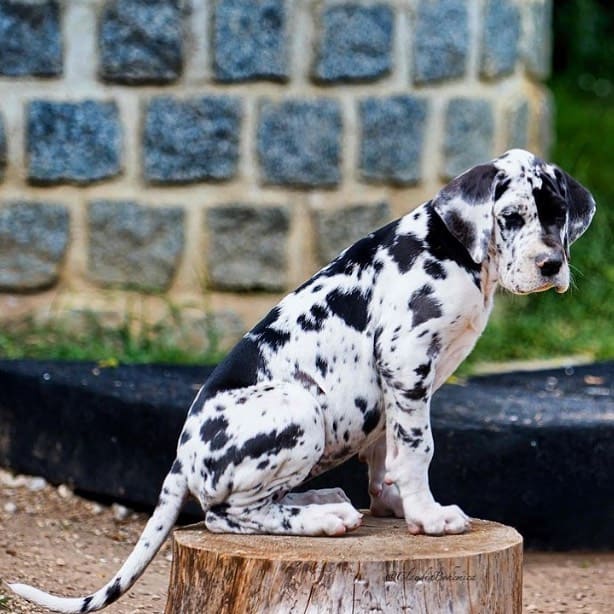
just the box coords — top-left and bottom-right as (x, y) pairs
(172, 516), (522, 562)
(167, 516), (523, 613)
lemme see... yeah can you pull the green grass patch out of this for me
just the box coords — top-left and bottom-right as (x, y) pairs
(464, 78), (614, 369)
(0, 307), (225, 366)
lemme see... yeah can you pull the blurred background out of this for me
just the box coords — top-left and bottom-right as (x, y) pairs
(0, 0), (611, 370)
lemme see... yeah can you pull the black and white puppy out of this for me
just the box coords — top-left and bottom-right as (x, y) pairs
(9, 149), (596, 612)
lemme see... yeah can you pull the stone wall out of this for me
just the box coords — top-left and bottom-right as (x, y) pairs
(0, 0), (553, 343)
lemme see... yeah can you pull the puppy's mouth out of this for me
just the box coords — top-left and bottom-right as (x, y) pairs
(510, 281), (569, 295)
(554, 283), (569, 294)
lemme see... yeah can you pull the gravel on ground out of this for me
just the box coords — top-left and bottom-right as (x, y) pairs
(0, 469), (612, 613)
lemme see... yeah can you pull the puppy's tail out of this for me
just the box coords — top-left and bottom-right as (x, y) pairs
(7, 459), (188, 613)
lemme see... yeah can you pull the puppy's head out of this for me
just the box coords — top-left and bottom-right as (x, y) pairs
(433, 149), (596, 294)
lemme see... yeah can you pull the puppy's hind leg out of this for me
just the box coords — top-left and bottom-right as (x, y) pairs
(200, 382), (362, 536)
(206, 501), (363, 536)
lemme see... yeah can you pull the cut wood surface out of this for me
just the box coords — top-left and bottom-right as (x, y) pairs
(165, 515), (522, 613)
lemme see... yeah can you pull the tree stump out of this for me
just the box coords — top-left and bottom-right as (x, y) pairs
(165, 515), (522, 613)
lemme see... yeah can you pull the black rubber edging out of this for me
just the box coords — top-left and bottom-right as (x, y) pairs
(0, 359), (612, 550)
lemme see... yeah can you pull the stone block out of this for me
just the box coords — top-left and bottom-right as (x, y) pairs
(313, 3), (393, 83)
(523, 0), (552, 79)
(0, 202), (69, 292)
(480, 0), (520, 79)
(257, 99), (342, 187)
(505, 98), (530, 150)
(143, 96), (241, 184)
(413, 0), (468, 84)
(0, 0), (62, 77)
(314, 202), (391, 264)
(213, 0), (288, 82)
(206, 204), (290, 291)
(88, 200), (184, 292)
(99, 0), (183, 84)
(442, 98), (494, 179)
(27, 100), (122, 185)
(359, 95), (427, 185)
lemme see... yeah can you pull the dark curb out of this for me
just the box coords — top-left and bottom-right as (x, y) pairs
(0, 359), (612, 550)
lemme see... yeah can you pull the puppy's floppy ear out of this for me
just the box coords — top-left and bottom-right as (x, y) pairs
(554, 167), (596, 244)
(433, 163), (504, 264)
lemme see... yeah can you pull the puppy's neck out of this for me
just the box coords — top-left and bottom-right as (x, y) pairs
(481, 249), (500, 308)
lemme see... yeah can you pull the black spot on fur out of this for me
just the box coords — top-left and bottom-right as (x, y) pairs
(81, 596), (93, 612)
(198, 336), (260, 403)
(356, 398), (381, 434)
(325, 288), (370, 332)
(315, 355), (328, 377)
(363, 407), (381, 434)
(423, 258), (447, 279)
(170, 459), (183, 474)
(409, 284), (442, 327)
(394, 424), (423, 449)
(104, 578), (122, 607)
(297, 220), (399, 290)
(439, 209), (476, 255)
(425, 203), (481, 287)
(297, 304), (329, 332)
(403, 382), (428, 401)
(179, 430), (191, 445)
(533, 174), (567, 240)
(499, 210), (525, 232)
(200, 416), (230, 451)
(354, 397), (368, 413)
(450, 163), (498, 203)
(428, 333), (441, 358)
(330, 221), (398, 275)
(204, 424), (305, 489)
(387, 233), (423, 273)
(253, 306), (292, 351)
(494, 177), (511, 201)
(414, 362), (431, 378)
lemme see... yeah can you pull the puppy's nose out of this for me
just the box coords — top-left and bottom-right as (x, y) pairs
(535, 253), (563, 277)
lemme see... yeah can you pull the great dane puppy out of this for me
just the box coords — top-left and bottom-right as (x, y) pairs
(9, 149), (595, 612)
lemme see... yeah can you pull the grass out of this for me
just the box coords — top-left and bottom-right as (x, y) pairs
(463, 77), (614, 370)
(1, 79), (612, 370)
(0, 305), (225, 366)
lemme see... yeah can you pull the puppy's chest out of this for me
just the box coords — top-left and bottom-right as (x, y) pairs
(434, 304), (491, 389)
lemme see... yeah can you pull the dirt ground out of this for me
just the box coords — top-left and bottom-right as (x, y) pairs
(0, 469), (612, 613)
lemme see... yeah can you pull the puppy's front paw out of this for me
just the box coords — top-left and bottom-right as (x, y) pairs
(405, 503), (470, 535)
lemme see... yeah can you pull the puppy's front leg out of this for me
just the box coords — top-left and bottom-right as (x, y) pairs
(359, 435), (404, 518)
(382, 373), (470, 535)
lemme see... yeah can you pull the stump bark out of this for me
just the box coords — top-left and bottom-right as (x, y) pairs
(165, 515), (522, 613)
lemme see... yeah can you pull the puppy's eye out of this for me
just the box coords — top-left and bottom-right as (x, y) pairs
(501, 210), (525, 230)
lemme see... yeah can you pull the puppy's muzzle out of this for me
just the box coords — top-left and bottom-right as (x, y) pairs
(535, 251), (568, 293)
